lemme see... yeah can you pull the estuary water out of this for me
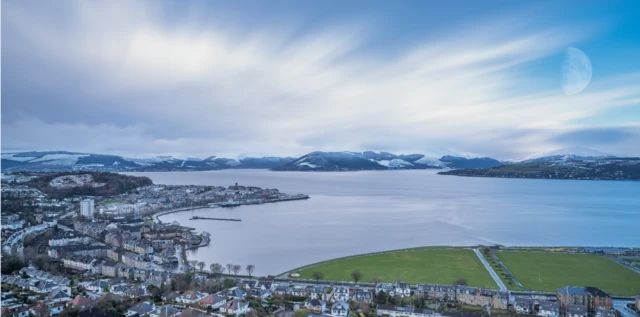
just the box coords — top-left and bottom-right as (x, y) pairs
(128, 170), (640, 276)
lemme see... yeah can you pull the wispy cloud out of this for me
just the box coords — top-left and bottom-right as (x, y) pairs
(2, 0), (640, 158)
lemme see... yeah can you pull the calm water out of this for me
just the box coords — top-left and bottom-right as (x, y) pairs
(128, 170), (640, 276)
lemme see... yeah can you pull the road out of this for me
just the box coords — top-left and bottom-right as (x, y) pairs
(613, 300), (638, 317)
(473, 248), (507, 291)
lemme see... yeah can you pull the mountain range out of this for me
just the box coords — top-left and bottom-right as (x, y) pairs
(1, 147), (629, 175)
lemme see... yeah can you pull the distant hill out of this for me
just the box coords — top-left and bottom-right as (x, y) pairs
(439, 157), (640, 181)
(1, 151), (296, 172)
(272, 151), (503, 171)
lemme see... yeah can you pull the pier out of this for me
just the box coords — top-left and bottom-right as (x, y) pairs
(189, 216), (241, 222)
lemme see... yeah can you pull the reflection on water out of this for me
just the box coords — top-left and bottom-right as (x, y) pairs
(127, 170), (640, 275)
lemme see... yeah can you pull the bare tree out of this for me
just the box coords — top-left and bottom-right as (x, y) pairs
(189, 260), (198, 271)
(198, 261), (205, 272)
(226, 264), (233, 275)
(210, 263), (223, 275)
(351, 269), (363, 284)
(312, 271), (324, 282)
(453, 278), (468, 286)
(232, 264), (241, 276)
(246, 264), (255, 277)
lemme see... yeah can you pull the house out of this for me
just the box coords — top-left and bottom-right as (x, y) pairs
(376, 305), (434, 317)
(305, 299), (326, 314)
(514, 297), (536, 314)
(376, 283), (395, 296)
(565, 304), (588, 317)
(274, 286), (289, 295)
(256, 289), (272, 299)
(256, 280), (274, 290)
(126, 301), (156, 317)
(333, 287), (350, 302)
(134, 269), (150, 281)
(149, 305), (182, 317)
(1, 304), (30, 317)
(176, 308), (211, 317)
(67, 297), (93, 309)
(537, 301), (559, 317)
(585, 287), (612, 311)
(636, 294), (640, 313)
(310, 286), (328, 301)
(177, 291), (208, 304)
(331, 301), (349, 317)
(288, 286), (309, 297)
(456, 287), (508, 309)
(219, 287), (246, 300)
(416, 284), (455, 301)
(394, 281), (411, 297)
(595, 308), (615, 317)
(353, 289), (373, 303)
(197, 294), (227, 309)
(86, 280), (110, 293)
(557, 287), (588, 307)
(47, 287), (72, 303)
(219, 300), (249, 315)
(101, 260), (123, 278)
(240, 280), (257, 290)
(557, 286), (611, 312)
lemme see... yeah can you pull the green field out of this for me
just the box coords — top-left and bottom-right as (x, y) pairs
(295, 249), (497, 288)
(496, 251), (640, 295)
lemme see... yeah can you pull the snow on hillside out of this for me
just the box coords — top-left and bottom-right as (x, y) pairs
(30, 154), (89, 165)
(49, 174), (105, 188)
(414, 156), (447, 167)
(298, 162), (318, 168)
(1, 153), (37, 162)
(544, 147), (611, 158)
(377, 159), (413, 167)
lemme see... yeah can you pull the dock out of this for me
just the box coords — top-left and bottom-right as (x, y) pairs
(189, 216), (241, 222)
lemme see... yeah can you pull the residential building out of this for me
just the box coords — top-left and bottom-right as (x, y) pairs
(305, 299), (326, 314)
(514, 297), (536, 314)
(62, 257), (95, 272)
(537, 301), (559, 317)
(219, 287), (246, 300)
(353, 289), (373, 303)
(197, 294), (227, 309)
(376, 305), (435, 317)
(310, 286), (328, 301)
(178, 291), (208, 304)
(557, 286), (611, 312)
(416, 284), (455, 301)
(81, 199), (95, 219)
(376, 283), (394, 295)
(565, 304), (588, 317)
(149, 305), (181, 317)
(595, 308), (615, 317)
(585, 287), (612, 311)
(126, 301), (155, 317)
(456, 287), (508, 309)
(394, 281), (411, 297)
(219, 300), (249, 315)
(333, 287), (350, 302)
(331, 301), (349, 317)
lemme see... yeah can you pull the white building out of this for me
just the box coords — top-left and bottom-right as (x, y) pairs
(80, 199), (95, 219)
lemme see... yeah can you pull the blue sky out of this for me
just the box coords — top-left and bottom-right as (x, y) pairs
(2, 0), (640, 159)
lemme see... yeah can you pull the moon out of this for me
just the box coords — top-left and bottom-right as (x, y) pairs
(562, 47), (592, 95)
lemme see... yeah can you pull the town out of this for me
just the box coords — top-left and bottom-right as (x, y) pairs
(1, 173), (639, 317)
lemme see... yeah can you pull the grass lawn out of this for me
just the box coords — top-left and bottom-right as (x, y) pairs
(296, 249), (497, 288)
(496, 251), (640, 295)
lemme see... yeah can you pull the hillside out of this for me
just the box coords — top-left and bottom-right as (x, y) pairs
(23, 172), (153, 198)
(439, 157), (640, 181)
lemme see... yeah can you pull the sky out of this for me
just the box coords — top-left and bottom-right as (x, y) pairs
(2, 0), (640, 160)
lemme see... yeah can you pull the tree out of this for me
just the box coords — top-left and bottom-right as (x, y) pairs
(453, 278), (468, 286)
(246, 264), (255, 277)
(312, 271), (324, 282)
(226, 263), (233, 275)
(483, 247), (492, 255)
(189, 260), (198, 271)
(223, 278), (236, 289)
(294, 309), (308, 317)
(103, 284), (110, 293)
(232, 264), (241, 276)
(375, 290), (388, 305)
(210, 263), (223, 275)
(351, 269), (363, 284)
(198, 261), (205, 272)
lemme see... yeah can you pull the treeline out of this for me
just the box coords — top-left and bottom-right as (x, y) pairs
(24, 172), (153, 198)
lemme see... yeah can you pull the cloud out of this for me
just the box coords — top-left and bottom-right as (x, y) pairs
(552, 127), (634, 145)
(2, 0), (640, 159)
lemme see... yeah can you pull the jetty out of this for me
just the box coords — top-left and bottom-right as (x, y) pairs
(189, 216), (241, 222)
